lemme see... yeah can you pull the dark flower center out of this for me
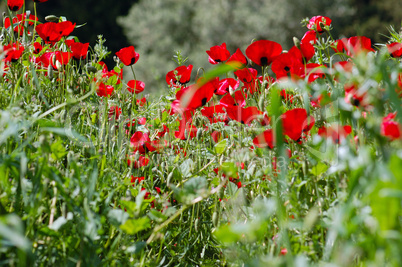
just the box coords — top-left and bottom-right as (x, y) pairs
(352, 98), (360, 106)
(130, 57), (136, 65)
(284, 66), (290, 72)
(260, 57), (268, 66)
(201, 97), (208, 106)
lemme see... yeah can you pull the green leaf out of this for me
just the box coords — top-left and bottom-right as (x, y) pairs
(214, 139), (227, 154)
(221, 162), (238, 178)
(180, 158), (194, 178)
(214, 224), (241, 244)
(310, 162), (328, 177)
(120, 217), (151, 235)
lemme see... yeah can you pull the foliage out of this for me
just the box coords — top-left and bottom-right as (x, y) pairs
(1, 2), (402, 267)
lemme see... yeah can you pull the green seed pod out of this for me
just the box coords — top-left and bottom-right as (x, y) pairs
(293, 37), (301, 49)
(167, 172), (173, 186)
(86, 64), (97, 74)
(212, 211), (219, 227)
(258, 93), (265, 111)
(194, 218), (200, 232)
(45, 15), (59, 22)
(47, 64), (53, 79)
(196, 128), (203, 139)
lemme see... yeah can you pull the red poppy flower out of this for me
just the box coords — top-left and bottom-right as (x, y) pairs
(127, 155), (150, 168)
(206, 43), (231, 64)
(131, 176), (145, 185)
(174, 119), (198, 140)
(333, 37), (374, 56)
(3, 43), (24, 63)
(219, 90), (247, 107)
(50, 51), (73, 69)
(166, 64), (193, 85)
(36, 21), (76, 43)
(215, 78), (240, 95)
(176, 80), (215, 110)
(7, 0), (23, 11)
(137, 97), (147, 107)
(245, 40), (282, 66)
(116, 46), (140, 66)
(234, 68), (257, 83)
(271, 52), (304, 80)
(344, 83), (368, 107)
(108, 106), (122, 121)
(387, 42), (402, 58)
(127, 80), (145, 94)
(307, 16), (332, 33)
(301, 30), (317, 45)
(305, 63), (326, 83)
(226, 48), (248, 68)
(281, 108), (315, 141)
(65, 39), (89, 60)
(97, 82), (114, 97)
(33, 42), (43, 54)
(318, 124), (352, 143)
(381, 113), (401, 140)
(253, 129), (275, 149)
(130, 131), (158, 154)
(226, 106), (265, 125)
(289, 43), (315, 62)
(100, 62), (123, 85)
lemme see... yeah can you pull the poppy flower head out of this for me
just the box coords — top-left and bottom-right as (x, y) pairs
(65, 39), (89, 60)
(245, 40), (282, 66)
(226, 48), (248, 68)
(116, 46), (140, 66)
(301, 30), (317, 45)
(253, 129), (275, 149)
(281, 108), (315, 141)
(127, 80), (145, 94)
(215, 78), (240, 95)
(387, 42), (402, 58)
(166, 65), (193, 85)
(176, 80), (215, 110)
(206, 43), (230, 64)
(36, 21), (76, 43)
(381, 114), (401, 140)
(219, 90), (247, 108)
(307, 16), (332, 33)
(97, 82), (114, 97)
(3, 43), (24, 63)
(271, 52), (304, 80)
(234, 68), (257, 84)
(226, 106), (264, 125)
(7, 0), (24, 11)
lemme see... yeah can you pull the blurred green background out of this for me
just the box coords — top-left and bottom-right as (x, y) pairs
(2, 0), (402, 93)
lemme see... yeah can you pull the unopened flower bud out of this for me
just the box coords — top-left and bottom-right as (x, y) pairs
(229, 85), (235, 97)
(196, 128), (203, 139)
(45, 15), (59, 22)
(47, 64), (53, 79)
(293, 37), (301, 49)
(184, 129), (188, 139)
(86, 64), (97, 74)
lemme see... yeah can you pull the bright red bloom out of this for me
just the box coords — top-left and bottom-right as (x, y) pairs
(174, 119), (198, 140)
(226, 106), (266, 125)
(253, 129), (275, 149)
(333, 36), (374, 56)
(100, 62), (123, 85)
(116, 46), (139, 66)
(3, 43), (24, 63)
(215, 78), (240, 95)
(387, 42), (402, 58)
(206, 43), (230, 64)
(131, 176), (145, 185)
(301, 30), (317, 45)
(97, 82), (114, 97)
(282, 108), (315, 141)
(271, 52), (304, 80)
(226, 48), (248, 68)
(307, 16), (332, 33)
(245, 40), (282, 66)
(305, 63), (326, 83)
(166, 65), (193, 85)
(33, 42), (43, 54)
(51, 51), (73, 69)
(108, 106), (122, 121)
(234, 68), (257, 83)
(127, 80), (145, 94)
(381, 113), (401, 140)
(127, 155), (150, 168)
(137, 97), (147, 106)
(289, 43), (315, 62)
(220, 90), (247, 107)
(130, 131), (158, 154)
(7, 0), (23, 11)
(176, 80), (215, 110)
(65, 39), (89, 60)
(36, 21), (76, 43)
(318, 124), (352, 143)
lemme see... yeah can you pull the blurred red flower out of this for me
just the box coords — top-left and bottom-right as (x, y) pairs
(65, 39), (89, 60)
(3, 43), (24, 62)
(206, 43), (230, 64)
(7, 0), (23, 11)
(307, 16), (332, 33)
(127, 80), (145, 94)
(166, 65), (193, 85)
(387, 42), (402, 58)
(36, 21), (76, 43)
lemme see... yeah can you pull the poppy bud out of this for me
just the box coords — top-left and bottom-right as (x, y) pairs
(86, 64), (97, 73)
(56, 60), (62, 71)
(229, 85), (235, 97)
(212, 211), (219, 227)
(184, 129), (188, 139)
(194, 218), (200, 232)
(293, 37), (301, 49)
(258, 93), (265, 111)
(45, 15), (59, 22)
(167, 172), (173, 186)
(47, 64), (53, 79)
(196, 128), (203, 139)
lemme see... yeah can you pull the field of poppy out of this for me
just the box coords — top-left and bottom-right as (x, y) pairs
(1, 2), (402, 266)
